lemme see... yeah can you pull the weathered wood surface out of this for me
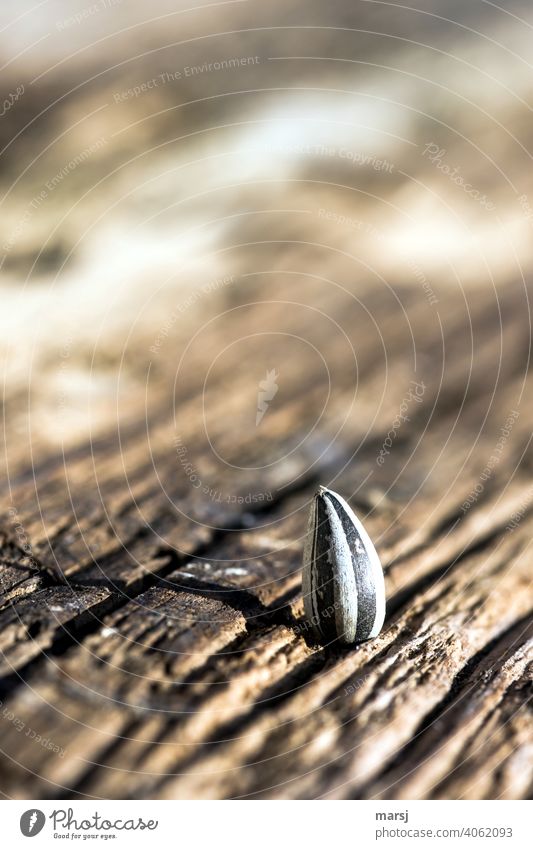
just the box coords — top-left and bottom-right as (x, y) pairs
(0, 0), (532, 799)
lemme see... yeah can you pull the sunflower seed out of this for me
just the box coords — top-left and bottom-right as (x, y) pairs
(302, 486), (386, 644)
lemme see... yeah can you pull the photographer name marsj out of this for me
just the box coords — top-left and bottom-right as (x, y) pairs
(50, 807), (158, 838)
(376, 810), (409, 824)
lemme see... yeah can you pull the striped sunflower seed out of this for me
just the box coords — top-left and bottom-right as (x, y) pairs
(302, 486), (386, 644)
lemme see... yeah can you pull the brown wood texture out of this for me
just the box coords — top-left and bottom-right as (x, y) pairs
(0, 0), (532, 800)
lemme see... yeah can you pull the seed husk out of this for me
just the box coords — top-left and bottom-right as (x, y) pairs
(302, 486), (386, 644)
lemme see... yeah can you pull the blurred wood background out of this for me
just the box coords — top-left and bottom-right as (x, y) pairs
(0, 0), (532, 799)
